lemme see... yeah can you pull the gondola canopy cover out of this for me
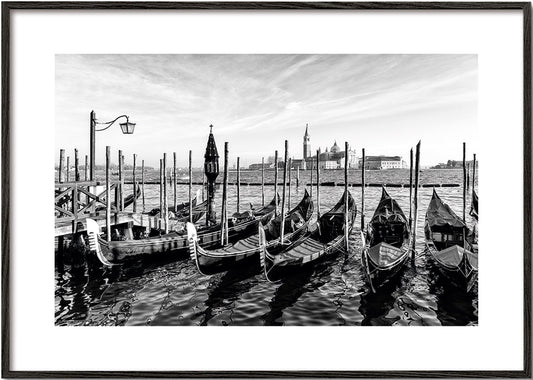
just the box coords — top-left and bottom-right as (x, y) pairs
(426, 190), (465, 228)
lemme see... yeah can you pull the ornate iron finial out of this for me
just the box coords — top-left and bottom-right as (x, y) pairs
(209, 124), (213, 134)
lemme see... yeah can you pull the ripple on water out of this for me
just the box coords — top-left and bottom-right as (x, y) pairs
(56, 172), (478, 327)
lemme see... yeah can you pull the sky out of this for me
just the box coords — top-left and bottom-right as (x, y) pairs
(55, 54), (477, 168)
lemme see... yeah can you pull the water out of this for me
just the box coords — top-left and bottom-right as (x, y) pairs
(55, 169), (478, 326)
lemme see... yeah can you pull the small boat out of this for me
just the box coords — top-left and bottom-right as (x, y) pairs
(188, 190), (313, 275)
(146, 189), (201, 217)
(86, 195), (278, 265)
(469, 190), (478, 221)
(424, 189), (478, 289)
(95, 185), (141, 212)
(361, 187), (411, 292)
(258, 190), (356, 281)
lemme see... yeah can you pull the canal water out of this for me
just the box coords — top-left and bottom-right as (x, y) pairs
(55, 169), (478, 326)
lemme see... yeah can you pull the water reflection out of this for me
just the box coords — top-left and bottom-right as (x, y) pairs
(55, 170), (478, 326)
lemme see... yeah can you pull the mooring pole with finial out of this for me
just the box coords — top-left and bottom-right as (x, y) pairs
(204, 124), (220, 226)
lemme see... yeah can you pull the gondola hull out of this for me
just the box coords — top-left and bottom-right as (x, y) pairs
(189, 191), (313, 275)
(361, 239), (410, 292)
(259, 190), (357, 281)
(86, 196), (278, 265)
(360, 187), (411, 292)
(426, 243), (477, 290)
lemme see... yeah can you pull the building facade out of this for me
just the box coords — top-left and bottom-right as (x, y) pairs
(364, 156), (403, 170)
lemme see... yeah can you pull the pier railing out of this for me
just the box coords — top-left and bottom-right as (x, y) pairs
(55, 180), (119, 232)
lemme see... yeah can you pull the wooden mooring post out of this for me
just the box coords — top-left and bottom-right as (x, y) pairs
(288, 157), (292, 210)
(361, 148), (365, 231)
(344, 142), (349, 251)
(189, 150), (193, 223)
(221, 142), (229, 245)
(409, 148), (413, 231)
(462, 142), (466, 223)
(310, 157), (313, 197)
(120, 152), (125, 211)
(163, 153), (168, 234)
(59, 149), (65, 183)
(173, 152), (177, 213)
(261, 157), (265, 206)
(236, 156), (241, 213)
(472, 153), (477, 193)
(274, 150), (279, 217)
(132, 154), (137, 213)
(66, 156), (70, 182)
(141, 159), (145, 212)
(106, 146), (111, 242)
(159, 159), (163, 229)
(296, 166), (300, 188)
(411, 141), (421, 261)
(280, 141), (288, 242)
(74, 149), (80, 182)
(316, 150), (320, 220)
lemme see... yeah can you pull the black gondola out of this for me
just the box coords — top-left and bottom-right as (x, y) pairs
(361, 187), (411, 292)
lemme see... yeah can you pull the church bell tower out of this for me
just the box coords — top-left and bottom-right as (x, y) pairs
(303, 124), (311, 160)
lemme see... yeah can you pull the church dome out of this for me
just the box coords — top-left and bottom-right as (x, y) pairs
(331, 141), (341, 153)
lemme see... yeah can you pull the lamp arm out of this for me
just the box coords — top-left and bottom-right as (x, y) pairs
(95, 115), (130, 132)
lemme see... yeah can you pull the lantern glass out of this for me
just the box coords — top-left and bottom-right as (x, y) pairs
(120, 121), (135, 134)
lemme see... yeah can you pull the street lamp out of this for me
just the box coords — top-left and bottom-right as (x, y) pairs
(89, 110), (136, 181)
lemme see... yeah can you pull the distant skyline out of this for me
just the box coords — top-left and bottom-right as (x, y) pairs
(55, 54), (478, 167)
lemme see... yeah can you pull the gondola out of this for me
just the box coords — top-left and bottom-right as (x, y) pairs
(424, 189), (478, 289)
(469, 190), (478, 221)
(86, 195), (278, 265)
(146, 190), (201, 217)
(258, 190), (356, 281)
(361, 187), (411, 292)
(188, 190), (313, 275)
(95, 185), (141, 212)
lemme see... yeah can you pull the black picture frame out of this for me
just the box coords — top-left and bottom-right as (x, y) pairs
(1, 1), (531, 378)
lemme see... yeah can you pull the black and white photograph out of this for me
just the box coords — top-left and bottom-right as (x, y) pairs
(54, 54), (479, 326)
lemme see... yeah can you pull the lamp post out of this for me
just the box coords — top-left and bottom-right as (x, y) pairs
(89, 110), (136, 181)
